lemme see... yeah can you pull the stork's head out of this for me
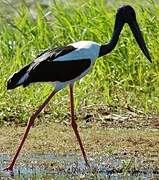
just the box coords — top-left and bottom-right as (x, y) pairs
(116, 5), (136, 23)
(116, 5), (152, 62)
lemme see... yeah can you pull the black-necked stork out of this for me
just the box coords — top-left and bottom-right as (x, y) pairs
(5, 5), (151, 171)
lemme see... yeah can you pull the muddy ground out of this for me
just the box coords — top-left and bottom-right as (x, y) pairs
(0, 105), (159, 178)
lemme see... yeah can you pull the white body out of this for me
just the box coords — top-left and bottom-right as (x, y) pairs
(54, 41), (101, 91)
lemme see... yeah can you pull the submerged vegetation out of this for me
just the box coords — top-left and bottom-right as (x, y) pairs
(0, 0), (159, 125)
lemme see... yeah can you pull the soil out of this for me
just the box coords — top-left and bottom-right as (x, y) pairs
(0, 105), (159, 177)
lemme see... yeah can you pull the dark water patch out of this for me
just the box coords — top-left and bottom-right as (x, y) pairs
(0, 153), (159, 179)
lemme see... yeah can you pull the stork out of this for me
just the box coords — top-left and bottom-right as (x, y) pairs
(5, 5), (151, 171)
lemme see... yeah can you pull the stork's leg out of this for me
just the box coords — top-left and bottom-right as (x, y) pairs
(4, 90), (57, 172)
(69, 84), (90, 167)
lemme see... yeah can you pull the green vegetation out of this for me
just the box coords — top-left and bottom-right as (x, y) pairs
(0, 0), (159, 125)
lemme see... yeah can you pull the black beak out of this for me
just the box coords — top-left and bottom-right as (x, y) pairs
(128, 19), (151, 62)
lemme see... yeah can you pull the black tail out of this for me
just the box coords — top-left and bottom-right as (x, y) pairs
(7, 64), (31, 90)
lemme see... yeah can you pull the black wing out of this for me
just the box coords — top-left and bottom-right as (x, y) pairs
(36, 45), (76, 60)
(7, 45), (77, 89)
(23, 59), (91, 86)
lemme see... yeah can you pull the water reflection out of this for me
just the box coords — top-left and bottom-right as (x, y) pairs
(0, 153), (159, 179)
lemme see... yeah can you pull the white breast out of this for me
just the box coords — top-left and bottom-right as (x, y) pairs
(54, 41), (101, 62)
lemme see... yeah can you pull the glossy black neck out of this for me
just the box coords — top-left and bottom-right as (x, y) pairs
(99, 18), (124, 57)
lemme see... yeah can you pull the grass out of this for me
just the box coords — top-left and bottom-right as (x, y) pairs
(0, 0), (159, 125)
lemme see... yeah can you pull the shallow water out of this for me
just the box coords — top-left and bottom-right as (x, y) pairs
(0, 153), (159, 179)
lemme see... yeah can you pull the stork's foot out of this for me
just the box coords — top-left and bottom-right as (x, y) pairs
(85, 161), (90, 168)
(3, 165), (13, 172)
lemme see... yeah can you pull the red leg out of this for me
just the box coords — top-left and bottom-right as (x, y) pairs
(69, 84), (90, 167)
(4, 90), (57, 172)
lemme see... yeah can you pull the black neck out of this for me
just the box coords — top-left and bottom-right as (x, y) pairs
(99, 18), (124, 57)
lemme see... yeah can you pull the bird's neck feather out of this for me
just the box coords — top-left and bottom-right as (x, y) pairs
(99, 18), (124, 57)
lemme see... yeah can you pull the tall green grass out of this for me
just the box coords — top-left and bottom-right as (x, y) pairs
(0, 0), (159, 125)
